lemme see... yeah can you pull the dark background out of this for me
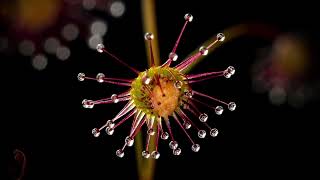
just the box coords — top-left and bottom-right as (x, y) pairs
(3, 0), (318, 179)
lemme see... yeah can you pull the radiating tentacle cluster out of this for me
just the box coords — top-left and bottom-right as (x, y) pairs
(78, 13), (236, 159)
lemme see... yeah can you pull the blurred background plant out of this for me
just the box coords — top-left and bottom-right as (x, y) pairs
(0, 0), (126, 70)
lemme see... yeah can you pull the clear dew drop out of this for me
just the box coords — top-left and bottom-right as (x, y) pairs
(96, 43), (104, 53)
(144, 32), (154, 40)
(184, 90), (193, 98)
(77, 73), (85, 81)
(82, 99), (94, 108)
(92, 128), (100, 137)
(142, 150), (150, 158)
(227, 66), (235, 75)
(199, 46), (208, 56)
(183, 121), (191, 129)
(215, 106), (224, 115)
(151, 151), (160, 159)
(116, 149), (124, 158)
(198, 130), (206, 138)
(228, 102), (236, 111)
(184, 13), (193, 22)
(217, 33), (225, 42)
(161, 132), (169, 140)
(173, 148), (182, 155)
(96, 73), (105, 83)
(106, 120), (115, 128)
(142, 75), (151, 85)
(210, 128), (219, 137)
(147, 128), (155, 136)
(125, 136), (134, 146)
(169, 141), (178, 150)
(185, 92), (193, 98)
(169, 52), (178, 61)
(111, 94), (119, 103)
(174, 81), (183, 89)
(191, 144), (200, 152)
(223, 70), (232, 78)
(199, 113), (208, 122)
(106, 127), (114, 135)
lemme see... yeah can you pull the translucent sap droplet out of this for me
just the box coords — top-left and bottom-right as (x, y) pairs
(184, 90), (193, 98)
(161, 132), (169, 140)
(174, 81), (183, 89)
(173, 148), (181, 155)
(198, 130), (206, 138)
(142, 74), (151, 85)
(106, 127), (114, 135)
(223, 70), (232, 78)
(106, 120), (115, 128)
(82, 99), (94, 108)
(96, 43), (104, 53)
(151, 151), (160, 159)
(147, 128), (155, 136)
(227, 66), (235, 75)
(92, 128), (100, 137)
(215, 106), (224, 115)
(169, 52), (178, 61)
(210, 128), (219, 137)
(184, 13), (193, 22)
(199, 113), (208, 122)
(96, 73), (105, 83)
(228, 102), (236, 111)
(183, 121), (191, 129)
(144, 32), (154, 40)
(191, 144), (200, 152)
(77, 73), (85, 81)
(142, 150), (150, 158)
(111, 94), (119, 103)
(169, 141), (178, 150)
(125, 136), (134, 146)
(199, 46), (208, 56)
(116, 149), (124, 158)
(217, 33), (225, 42)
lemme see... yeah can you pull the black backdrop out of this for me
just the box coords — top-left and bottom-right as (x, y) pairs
(3, 0), (318, 179)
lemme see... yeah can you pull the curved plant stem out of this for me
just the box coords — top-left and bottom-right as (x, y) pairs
(135, 1), (159, 180)
(142, 0), (160, 67)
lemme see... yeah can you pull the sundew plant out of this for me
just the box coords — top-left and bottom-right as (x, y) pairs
(78, 13), (236, 159)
